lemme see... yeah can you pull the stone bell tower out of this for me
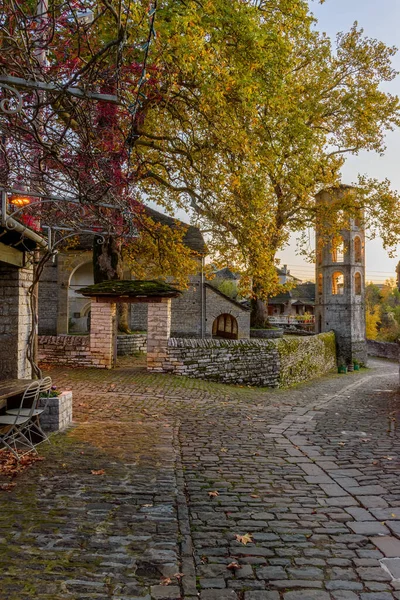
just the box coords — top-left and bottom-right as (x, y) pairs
(314, 187), (367, 366)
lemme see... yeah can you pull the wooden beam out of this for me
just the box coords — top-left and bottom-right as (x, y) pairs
(0, 241), (24, 267)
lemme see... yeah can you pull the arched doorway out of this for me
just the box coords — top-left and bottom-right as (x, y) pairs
(68, 261), (94, 332)
(212, 313), (238, 339)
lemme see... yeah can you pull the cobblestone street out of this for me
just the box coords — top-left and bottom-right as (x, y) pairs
(1, 358), (400, 600)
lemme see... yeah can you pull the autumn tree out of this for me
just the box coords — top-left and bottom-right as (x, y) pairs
(1, 0), (400, 326)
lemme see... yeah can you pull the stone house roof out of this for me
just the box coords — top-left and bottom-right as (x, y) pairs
(74, 206), (206, 255)
(268, 282), (315, 306)
(214, 267), (240, 280)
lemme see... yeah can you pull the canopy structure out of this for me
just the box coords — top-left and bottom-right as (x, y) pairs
(76, 280), (182, 370)
(77, 280), (182, 303)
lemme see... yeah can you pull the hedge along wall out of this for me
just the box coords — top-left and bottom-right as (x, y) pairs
(277, 332), (337, 387)
(165, 332), (336, 388)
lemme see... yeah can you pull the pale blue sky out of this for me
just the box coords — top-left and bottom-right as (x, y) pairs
(279, 0), (400, 283)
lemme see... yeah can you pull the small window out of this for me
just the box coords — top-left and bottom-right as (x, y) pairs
(318, 273), (323, 295)
(332, 272), (344, 295)
(331, 236), (344, 263)
(354, 236), (362, 263)
(355, 272), (362, 295)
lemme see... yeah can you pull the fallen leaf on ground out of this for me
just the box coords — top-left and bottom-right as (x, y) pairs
(0, 482), (16, 491)
(235, 533), (253, 545)
(250, 494), (259, 498)
(208, 491), (219, 498)
(384, 456), (394, 460)
(220, 447), (228, 453)
(160, 577), (172, 586)
(91, 469), (105, 475)
(227, 562), (240, 570)
(173, 573), (184, 580)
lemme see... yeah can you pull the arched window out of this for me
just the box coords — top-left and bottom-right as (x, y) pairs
(331, 236), (344, 263)
(212, 314), (238, 339)
(318, 273), (323, 295)
(316, 241), (323, 266)
(354, 272), (362, 295)
(354, 236), (363, 263)
(332, 272), (345, 295)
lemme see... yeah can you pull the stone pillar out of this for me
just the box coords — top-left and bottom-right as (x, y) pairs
(0, 263), (33, 379)
(147, 299), (171, 372)
(89, 301), (117, 368)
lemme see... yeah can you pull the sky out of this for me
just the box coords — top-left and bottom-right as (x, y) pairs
(279, 0), (400, 284)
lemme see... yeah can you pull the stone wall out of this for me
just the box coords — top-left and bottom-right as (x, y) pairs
(165, 332), (336, 388)
(166, 338), (280, 386)
(172, 275), (203, 337)
(277, 332), (337, 387)
(117, 334), (147, 355)
(0, 263), (33, 379)
(367, 339), (399, 361)
(39, 335), (93, 367)
(250, 329), (283, 339)
(38, 259), (58, 335)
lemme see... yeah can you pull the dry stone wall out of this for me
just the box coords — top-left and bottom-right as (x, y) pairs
(277, 332), (337, 387)
(367, 339), (399, 361)
(165, 332), (336, 388)
(39, 335), (93, 367)
(166, 338), (280, 386)
(117, 334), (147, 355)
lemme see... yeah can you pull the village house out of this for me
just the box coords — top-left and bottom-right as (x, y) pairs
(38, 208), (251, 341)
(267, 282), (316, 320)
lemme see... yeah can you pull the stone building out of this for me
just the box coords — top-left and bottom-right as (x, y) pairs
(268, 282), (315, 318)
(0, 216), (47, 379)
(38, 207), (250, 340)
(314, 187), (367, 366)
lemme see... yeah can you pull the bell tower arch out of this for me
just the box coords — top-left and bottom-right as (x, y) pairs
(315, 187), (367, 366)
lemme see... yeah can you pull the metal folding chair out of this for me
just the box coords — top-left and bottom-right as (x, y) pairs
(0, 381), (40, 459)
(6, 377), (52, 445)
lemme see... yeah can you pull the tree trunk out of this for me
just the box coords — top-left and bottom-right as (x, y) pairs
(250, 297), (269, 328)
(93, 236), (130, 333)
(117, 303), (130, 334)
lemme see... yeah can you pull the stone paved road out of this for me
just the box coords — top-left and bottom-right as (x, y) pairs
(0, 357), (400, 600)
